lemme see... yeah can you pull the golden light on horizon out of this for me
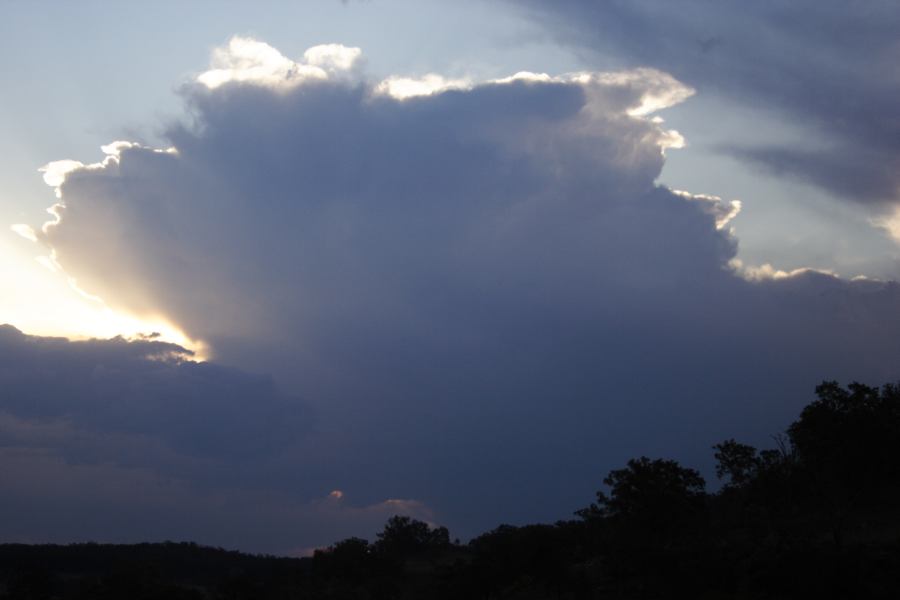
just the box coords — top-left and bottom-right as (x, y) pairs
(1, 234), (208, 360)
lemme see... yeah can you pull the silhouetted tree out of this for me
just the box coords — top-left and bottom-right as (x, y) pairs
(312, 537), (371, 584)
(788, 381), (900, 546)
(578, 456), (706, 534)
(789, 381), (900, 488)
(714, 439), (760, 489)
(575, 457), (710, 596)
(373, 516), (450, 561)
(712, 435), (801, 552)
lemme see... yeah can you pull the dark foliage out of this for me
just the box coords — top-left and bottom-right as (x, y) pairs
(0, 542), (305, 600)
(373, 515), (450, 561)
(2, 381), (900, 599)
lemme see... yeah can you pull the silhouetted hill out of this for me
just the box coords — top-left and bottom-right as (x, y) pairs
(0, 542), (307, 599)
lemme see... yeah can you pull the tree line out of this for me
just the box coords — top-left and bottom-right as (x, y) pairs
(2, 381), (900, 599)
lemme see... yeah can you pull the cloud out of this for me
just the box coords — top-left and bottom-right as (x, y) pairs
(723, 144), (898, 206)
(10, 224), (37, 242)
(0, 445), (434, 554)
(0, 324), (439, 553)
(0, 324), (306, 462)
(196, 37), (361, 90)
(374, 74), (473, 99)
(512, 0), (900, 208)
(15, 37), (900, 546)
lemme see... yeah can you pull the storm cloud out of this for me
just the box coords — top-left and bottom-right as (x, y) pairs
(13, 38), (900, 549)
(0, 324), (305, 462)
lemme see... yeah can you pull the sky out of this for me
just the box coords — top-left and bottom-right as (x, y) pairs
(1, 0), (899, 555)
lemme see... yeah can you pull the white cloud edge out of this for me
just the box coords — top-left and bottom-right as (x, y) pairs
(195, 36), (694, 116)
(670, 189), (742, 230)
(41, 38), (697, 196)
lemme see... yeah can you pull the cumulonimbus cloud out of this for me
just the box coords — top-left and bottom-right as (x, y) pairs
(13, 37), (900, 545)
(32, 37), (724, 365)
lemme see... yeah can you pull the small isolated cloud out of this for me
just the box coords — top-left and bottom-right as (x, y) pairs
(10, 224), (37, 242)
(14, 38), (900, 546)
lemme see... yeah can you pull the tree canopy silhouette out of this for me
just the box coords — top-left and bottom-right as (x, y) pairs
(373, 515), (450, 560)
(578, 456), (706, 532)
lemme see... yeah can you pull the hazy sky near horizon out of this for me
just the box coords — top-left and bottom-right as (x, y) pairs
(1, 0), (899, 554)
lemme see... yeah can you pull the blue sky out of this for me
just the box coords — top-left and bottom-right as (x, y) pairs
(1, 0), (899, 554)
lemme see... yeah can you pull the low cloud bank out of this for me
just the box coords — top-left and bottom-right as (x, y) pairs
(0, 324), (436, 553)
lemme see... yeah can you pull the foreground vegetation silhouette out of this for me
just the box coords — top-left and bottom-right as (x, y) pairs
(2, 381), (900, 599)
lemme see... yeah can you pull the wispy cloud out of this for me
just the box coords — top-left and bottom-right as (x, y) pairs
(513, 0), (900, 210)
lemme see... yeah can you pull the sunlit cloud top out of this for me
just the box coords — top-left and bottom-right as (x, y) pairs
(197, 37), (361, 89)
(374, 74), (473, 99)
(192, 36), (695, 125)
